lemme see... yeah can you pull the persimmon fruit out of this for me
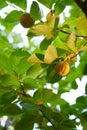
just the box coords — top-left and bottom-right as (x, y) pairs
(20, 13), (35, 28)
(55, 61), (70, 76)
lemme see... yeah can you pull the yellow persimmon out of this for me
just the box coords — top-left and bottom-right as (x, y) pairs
(55, 61), (70, 76)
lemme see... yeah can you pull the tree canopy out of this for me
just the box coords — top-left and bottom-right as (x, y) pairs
(0, 0), (87, 130)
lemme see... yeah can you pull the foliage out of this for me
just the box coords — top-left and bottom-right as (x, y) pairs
(0, 0), (87, 130)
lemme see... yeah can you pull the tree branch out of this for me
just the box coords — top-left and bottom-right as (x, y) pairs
(58, 29), (87, 38)
(39, 109), (57, 130)
(74, 0), (87, 16)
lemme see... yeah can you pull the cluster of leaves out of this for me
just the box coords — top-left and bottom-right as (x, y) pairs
(0, 0), (87, 130)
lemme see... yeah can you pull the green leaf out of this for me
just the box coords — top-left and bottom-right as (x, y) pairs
(0, 91), (17, 105)
(5, 10), (22, 23)
(63, 17), (77, 31)
(54, 1), (65, 15)
(10, 49), (29, 58)
(40, 38), (52, 50)
(39, 105), (54, 119)
(0, 53), (12, 73)
(46, 63), (61, 83)
(61, 119), (76, 128)
(76, 96), (87, 104)
(37, 0), (53, 8)
(54, 0), (74, 15)
(65, 62), (84, 82)
(21, 103), (38, 114)
(30, 1), (42, 20)
(69, 2), (81, 17)
(15, 57), (31, 75)
(0, 35), (12, 52)
(27, 64), (43, 79)
(0, 0), (7, 9)
(58, 31), (68, 42)
(23, 77), (40, 89)
(0, 53), (8, 69)
(36, 53), (44, 61)
(83, 63), (87, 75)
(7, 0), (27, 10)
(81, 120), (87, 130)
(59, 0), (73, 5)
(81, 112), (87, 121)
(44, 126), (55, 130)
(15, 115), (35, 130)
(0, 74), (20, 87)
(33, 88), (56, 103)
(0, 18), (16, 35)
(9, 49), (30, 74)
(2, 104), (22, 115)
(53, 37), (70, 52)
(72, 80), (78, 89)
(73, 96), (87, 111)
(58, 81), (72, 93)
(85, 84), (87, 94)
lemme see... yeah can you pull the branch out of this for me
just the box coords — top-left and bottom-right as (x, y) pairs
(39, 109), (57, 130)
(19, 83), (28, 97)
(58, 29), (87, 38)
(74, 0), (87, 16)
(65, 52), (79, 63)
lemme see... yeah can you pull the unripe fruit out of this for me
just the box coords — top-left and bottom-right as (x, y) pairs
(20, 13), (35, 28)
(55, 61), (70, 76)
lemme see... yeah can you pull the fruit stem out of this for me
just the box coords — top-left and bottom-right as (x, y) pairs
(65, 52), (79, 63)
(57, 28), (87, 38)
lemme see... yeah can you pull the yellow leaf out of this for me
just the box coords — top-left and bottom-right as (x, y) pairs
(78, 46), (87, 51)
(44, 45), (58, 64)
(67, 33), (77, 52)
(76, 14), (87, 36)
(55, 38), (70, 51)
(46, 10), (54, 21)
(29, 16), (59, 39)
(30, 22), (53, 39)
(48, 16), (59, 30)
(27, 54), (42, 63)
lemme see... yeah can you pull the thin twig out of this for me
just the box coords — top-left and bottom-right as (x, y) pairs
(65, 52), (79, 62)
(39, 109), (58, 130)
(19, 83), (28, 97)
(58, 29), (87, 38)
(21, 86), (28, 97)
